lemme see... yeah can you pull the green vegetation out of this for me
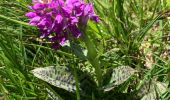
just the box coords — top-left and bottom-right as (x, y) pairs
(0, 0), (170, 99)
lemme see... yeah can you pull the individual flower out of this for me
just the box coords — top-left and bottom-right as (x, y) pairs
(26, 0), (100, 49)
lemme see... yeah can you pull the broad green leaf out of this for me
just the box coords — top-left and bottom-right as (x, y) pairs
(104, 66), (136, 91)
(46, 88), (61, 100)
(31, 66), (97, 98)
(138, 81), (168, 100)
(32, 66), (76, 92)
(110, 66), (136, 85)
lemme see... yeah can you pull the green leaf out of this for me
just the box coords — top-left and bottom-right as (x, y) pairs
(92, 0), (111, 9)
(31, 66), (97, 98)
(31, 66), (76, 92)
(104, 66), (136, 91)
(138, 80), (168, 100)
(167, 0), (170, 8)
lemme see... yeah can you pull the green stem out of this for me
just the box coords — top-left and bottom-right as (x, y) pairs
(82, 32), (102, 87)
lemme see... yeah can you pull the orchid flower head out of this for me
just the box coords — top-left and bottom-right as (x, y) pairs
(26, 0), (100, 49)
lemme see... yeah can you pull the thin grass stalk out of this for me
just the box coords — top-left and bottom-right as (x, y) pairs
(0, 14), (30, 27)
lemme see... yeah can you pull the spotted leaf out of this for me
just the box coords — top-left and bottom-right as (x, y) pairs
(32, 66), (76, 92)
(103, 66), (137, 92)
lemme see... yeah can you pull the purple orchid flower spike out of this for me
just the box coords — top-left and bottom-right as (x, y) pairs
(26, 0), (100, 49)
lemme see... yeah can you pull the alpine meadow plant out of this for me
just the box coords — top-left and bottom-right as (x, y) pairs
(26, 0), (103, 99)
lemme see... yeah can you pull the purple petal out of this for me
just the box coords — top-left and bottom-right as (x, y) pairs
(55, 14), (63, 24)
(32, 3), (46, 10)
(66, 0), (80, 5)
(48, 1), (63, 8)
(90, 15), (100, 23)
(70, 17), (78, 25)
(40, 29), (51, 38)
(59, 37), (67, 46)
(29, 16), (41, 26)
(84, 4), (93, 16)
(62, 7), (72, 17)
(69, 25), (82, 38)
(25, 12), (37, 18)
(37, 18), (47, 28)
(32, 0), (42, 4)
